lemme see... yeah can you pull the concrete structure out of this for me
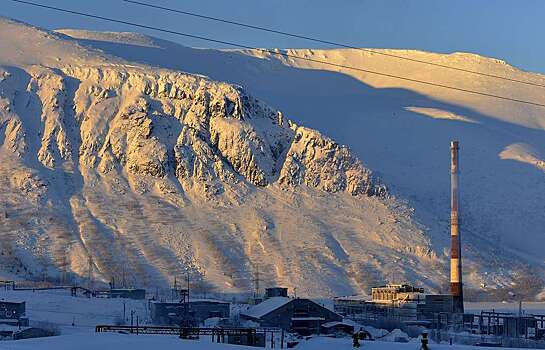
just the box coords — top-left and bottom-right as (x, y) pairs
(371, 284), (424, 305)
(450, 140), (464, 314)
(151, 299), (230, 326)
(0, 300), (28, 328)
(334, 287), (456, 327)
(265, 287), (288, 299)
(13, 327), (57, 340)
(95, 288), (146, 300)
(416, 295), (454, 321)
(241, 297), (341, 335)
(0, 300), (25, 320)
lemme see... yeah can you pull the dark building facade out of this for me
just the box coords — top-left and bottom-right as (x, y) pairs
(417, 295), (454, 321)
(151, 299), (230, 325)
(241, 297), (342, 335)
(0, 300), (28, 327)
(95, 289), (146, 300)
(0, 300), (25, 320)
(320, 321), (355, 335)
(265, 288), (288, 299)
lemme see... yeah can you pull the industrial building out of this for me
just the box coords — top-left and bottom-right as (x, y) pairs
(335, 284), (455, 326)
(150, 298), (230, 326)
(0, 299), (28, 327)
(241, 288), (342, 335)
(371, 284), (424, 305)
(263, 287), (289, 298)
(95, 288), (146, 300)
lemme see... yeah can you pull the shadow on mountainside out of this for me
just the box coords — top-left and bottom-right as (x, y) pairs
(69, 36), (545, 263)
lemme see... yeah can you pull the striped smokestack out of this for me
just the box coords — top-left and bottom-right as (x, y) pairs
(450, 140), (464, 313)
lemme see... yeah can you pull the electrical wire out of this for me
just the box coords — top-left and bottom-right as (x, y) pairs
(7, 0), (545, 108)
(123, 0), (545, 89)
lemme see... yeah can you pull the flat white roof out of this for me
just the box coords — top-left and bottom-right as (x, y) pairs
(321, 321), (354, 328)
(240, 297), (292, 319)
(0, 298), (25, 304)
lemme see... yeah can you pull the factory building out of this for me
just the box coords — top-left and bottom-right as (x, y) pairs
(264, 287), (288, 298)
(150, 299), (230, 326)
(0, 299), (28, 327)
(371, 284), (424, 305)
(240, 289), (341, 335)
(334, 284), (457, 326)
(95, 288), (146, 300)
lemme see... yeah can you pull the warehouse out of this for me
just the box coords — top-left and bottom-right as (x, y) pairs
(151, 299), (230, 326)
(241, 297), (341, 335)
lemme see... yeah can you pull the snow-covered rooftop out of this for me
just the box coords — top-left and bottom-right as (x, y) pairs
(240, 297), (292, 319)
(334, 295), (369, 302)
(0, 298), (25, 304)
(149, 298), (229, 304)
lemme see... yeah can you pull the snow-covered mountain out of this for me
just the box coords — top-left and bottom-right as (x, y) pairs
(0, 17), (543, 299)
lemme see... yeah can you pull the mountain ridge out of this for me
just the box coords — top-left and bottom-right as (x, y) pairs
(0, 18), (544, 299)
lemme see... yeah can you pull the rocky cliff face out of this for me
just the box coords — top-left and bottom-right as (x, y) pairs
(0, 21), (420, 295)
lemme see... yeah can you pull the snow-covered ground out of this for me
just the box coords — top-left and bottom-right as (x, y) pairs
(1, 289), (544, 349)
(0, 289), (148, 329)
(0, 333), (241, 350)
(0, 332), (537, 350)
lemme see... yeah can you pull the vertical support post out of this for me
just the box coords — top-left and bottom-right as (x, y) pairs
(450, 141), (464, 314)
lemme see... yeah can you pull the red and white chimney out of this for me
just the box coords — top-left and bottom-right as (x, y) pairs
(450, 141), (464, 313)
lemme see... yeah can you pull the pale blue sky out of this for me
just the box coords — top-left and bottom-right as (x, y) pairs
(2, 0), (545, 74)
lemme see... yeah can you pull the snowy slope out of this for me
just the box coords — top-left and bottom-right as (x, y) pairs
(0, 17), (543, 299)
(0, 17), (447, 298)
(54, 26), (545, 298)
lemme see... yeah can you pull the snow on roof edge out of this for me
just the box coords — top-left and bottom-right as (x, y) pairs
(240, 297), (292, 319)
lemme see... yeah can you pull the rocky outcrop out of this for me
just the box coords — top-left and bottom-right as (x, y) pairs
(5, 65), (384, 200)
(279, 127), (386, 196)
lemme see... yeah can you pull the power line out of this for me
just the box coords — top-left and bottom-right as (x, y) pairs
(7, 0), (545, 108)
(123, 0), (545, 89)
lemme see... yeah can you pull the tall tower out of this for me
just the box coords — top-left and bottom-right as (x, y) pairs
(450, 141), (464, 313)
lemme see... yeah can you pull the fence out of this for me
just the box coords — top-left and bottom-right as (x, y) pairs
(95, 325), (286, 348)
(432, 330), (545, 349)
